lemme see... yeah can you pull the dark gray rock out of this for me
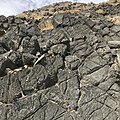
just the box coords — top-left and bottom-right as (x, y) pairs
(7, 16), (15, 24)
(21, 64), (49, 91)
(92, 24), (101, 32)
(0, 76), (10, 103)
(101, 27), (110, 36)
(18, 23), (28, 37)
(0, 57), (17, 77)
(111, 35), (120, 41)
(2, 31), (20, 51)
(8, 51), (23, 67)
(1, 6), (120, 120)
(3, 23), (9, 29)
(50, 44), (67, 56)
(0, 29), (5, 37)
(85, 19), (95, 28)
(0, 15), (7, 23)
(21, 36), (40, 55)
(57, 69), (80, 109)
(110, 25), (120, 33)
(27, 24), (40, 36)
(108, 41), (120, 48)
(52, 12), (78, 28)
(0, 43), (7, 54)
(22, 53), (36, 65)
(62, 12), (72, 26)
(65, 55), (80, 70)
(52, 13), (64, 28)
(14, 18), (23, 24)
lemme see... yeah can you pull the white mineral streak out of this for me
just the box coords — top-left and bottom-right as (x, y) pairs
(34, 54), (45, 66)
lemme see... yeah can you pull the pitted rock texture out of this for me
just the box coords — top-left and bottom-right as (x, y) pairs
(0, 1), (120, 120)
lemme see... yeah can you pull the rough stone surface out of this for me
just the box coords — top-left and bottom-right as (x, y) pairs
(0, 1), (120, 120)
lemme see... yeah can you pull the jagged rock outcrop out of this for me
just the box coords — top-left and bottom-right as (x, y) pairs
(0, 1), (120, 120)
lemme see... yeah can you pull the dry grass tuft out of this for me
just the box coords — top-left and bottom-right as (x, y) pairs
(40, 19), (54, 31)
(96, 9), (104, 14)
(107, 15), (120, 24)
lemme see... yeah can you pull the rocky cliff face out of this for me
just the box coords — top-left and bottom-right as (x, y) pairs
(0, 1), (120, 120)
